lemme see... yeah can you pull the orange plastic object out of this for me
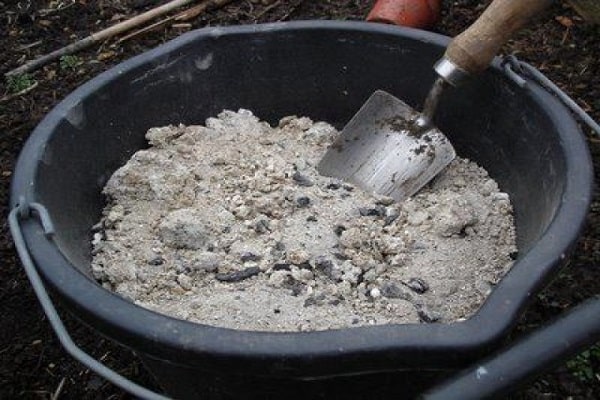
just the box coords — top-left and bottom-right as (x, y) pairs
(367, 0), (441, 29)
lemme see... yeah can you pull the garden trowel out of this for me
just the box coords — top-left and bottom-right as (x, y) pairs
(318, 0), (553, 202)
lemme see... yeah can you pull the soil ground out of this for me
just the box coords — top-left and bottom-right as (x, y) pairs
(0, 0), (598, 399)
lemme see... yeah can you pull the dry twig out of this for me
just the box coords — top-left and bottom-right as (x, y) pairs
(5, 0), (200, 78)
(50, 377), (67, 400)
(118, 0), (235, 43)
(0, 81), (39, 103)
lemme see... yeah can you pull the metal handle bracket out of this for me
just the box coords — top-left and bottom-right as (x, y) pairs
(9, 200), (171, 400)
(502, 55), (600, 136)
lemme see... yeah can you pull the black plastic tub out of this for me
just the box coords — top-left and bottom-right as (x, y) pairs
(10, 21), (593, 399)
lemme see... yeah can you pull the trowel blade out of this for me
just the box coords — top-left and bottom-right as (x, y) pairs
(318, 90), (456, 202)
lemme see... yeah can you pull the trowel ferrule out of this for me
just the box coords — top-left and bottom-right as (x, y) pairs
(434, 57), (470, 87)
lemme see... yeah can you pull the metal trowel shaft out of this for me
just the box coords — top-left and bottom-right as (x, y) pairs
(416, 77), (447, 129)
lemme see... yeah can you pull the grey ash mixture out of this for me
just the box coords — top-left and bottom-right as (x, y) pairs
(91, 110), (517, 332)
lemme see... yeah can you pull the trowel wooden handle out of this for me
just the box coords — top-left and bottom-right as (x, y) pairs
(445, 0), (554, 75)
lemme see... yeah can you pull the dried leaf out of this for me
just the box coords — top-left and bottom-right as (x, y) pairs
(97, 51), (116, 61)
(555, 15), (574, 28)
(111, 13), (127, 22)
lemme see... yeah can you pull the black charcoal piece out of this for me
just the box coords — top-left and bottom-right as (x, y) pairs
(358, 206), (386, 217)
(215, 267), (261, 282)
(404, 278), (429, 294)
(148, 257), (164, 266)
(296, 196), (311, 207)
(240, 252), (261, 262)
(254, 219), (270, 234)
(292, 172), (314, 187)
(417, 307), (441, 323)
(304, 297), (317, 307)
(334, 225), (346, 236)
(272, 262), (291, 271)
(380, 282), (412, 300)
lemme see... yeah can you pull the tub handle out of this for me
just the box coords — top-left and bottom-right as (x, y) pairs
(502, 55), (600, 136)
(8, 199), (172, 400)
(422, 295), (600, 399)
